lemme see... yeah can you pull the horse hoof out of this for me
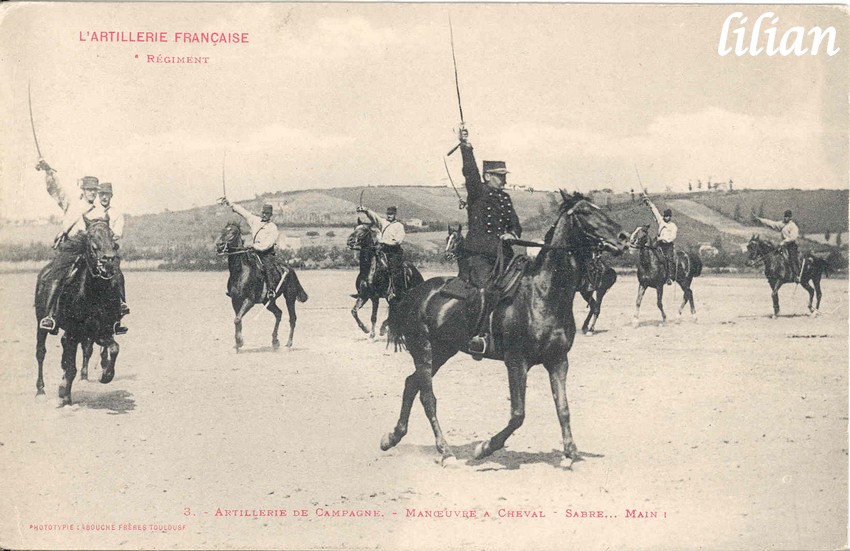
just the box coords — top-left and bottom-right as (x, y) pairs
(559, 456), (574, 470)
(440, 455), (459, 468)
(380, 432), (397, 451)
(272, 341), (280, 351)
(473, 441), (491, 460)
(631, 318), (639, 328)
(36, 388), (46, 397)
(100, 369), (114, 384)
(286, 341), (293, 348)
(81, 373), (88, 381)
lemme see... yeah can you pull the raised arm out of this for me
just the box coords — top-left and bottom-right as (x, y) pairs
(36, 159), (70, 212)
(459, 137), (483, 205)
(644, 197), (663, 225)
(755, 216), (784, 232)
(356, 206), (387, 229)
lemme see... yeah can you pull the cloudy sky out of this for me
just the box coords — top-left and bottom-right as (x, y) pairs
(0, 3), (847, 220)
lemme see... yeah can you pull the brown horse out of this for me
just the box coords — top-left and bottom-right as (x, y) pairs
(629, 225), (702, 326)
(346, 219), (424, 338)
(746, 234), (842, 317)
(382, 191), (629, 467)
(34, 219), (122, 405)
(576, 251), (618, 334)
(216, 222), (308, 351)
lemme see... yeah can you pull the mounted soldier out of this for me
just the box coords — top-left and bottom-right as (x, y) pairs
(355, 204), (406, 301)
(221, 199), (280, 302)
(457, 128), (522, 356)
(642, 195), (677, 285)
(35, 159), (104, 332)
(88, 181), (129, 333)
(755, 209), (801, 282)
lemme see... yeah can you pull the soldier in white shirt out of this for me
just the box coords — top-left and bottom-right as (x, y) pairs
(89, 182), (130, 332)
(35, 159), (100, 331)
(356, 205), (406, 300)
(643, 195), (678, 285)
(756, 209), (801, 281)
(222, 199), (280, 301)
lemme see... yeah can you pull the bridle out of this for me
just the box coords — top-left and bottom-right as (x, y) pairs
(216, 224), (251, 256)
(85, 221), (116, 280)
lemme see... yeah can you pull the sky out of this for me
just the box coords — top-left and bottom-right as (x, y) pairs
(0, 2), (847, 220)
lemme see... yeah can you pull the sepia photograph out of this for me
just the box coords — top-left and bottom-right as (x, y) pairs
(0, 2), (847, 549)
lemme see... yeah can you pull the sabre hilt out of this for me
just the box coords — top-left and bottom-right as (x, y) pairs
(447, 126), (468, 156)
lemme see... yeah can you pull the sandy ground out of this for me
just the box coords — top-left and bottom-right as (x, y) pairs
(0, 270), (847, 550)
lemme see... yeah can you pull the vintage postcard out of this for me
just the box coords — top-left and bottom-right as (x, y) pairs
(0, 2), (847, 550)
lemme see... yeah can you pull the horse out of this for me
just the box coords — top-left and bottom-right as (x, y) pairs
(381, 191), (630, 467)
(628, 225), (702, 326)
(447, 224), (616, 334)
(346, 219), (424, 338)
(215, 222), (308, 351)
(745, 234), (841, 317)
(34, 219), (122, 406)
(576, 251), (618, 334)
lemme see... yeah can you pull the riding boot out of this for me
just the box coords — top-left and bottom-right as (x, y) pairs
(39, 279), (62, 334)
(468, 288), (498, 360)
(112, 273), (129, 333)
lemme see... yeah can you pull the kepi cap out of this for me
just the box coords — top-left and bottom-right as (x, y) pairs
(80, 176), (99, 190)
(663, 208), (672, 217)
(482, 161), (509, 175)
(98, 182), (113, 195)
(386, 206), (398, 215)
(261, 204), (273, 215)
(784, 209), (792, 217)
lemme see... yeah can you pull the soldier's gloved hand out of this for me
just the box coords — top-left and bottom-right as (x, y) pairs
(36, 158), (53, 172)
(217, 197), (230, 206)
(500, 232), (517, 241)
(458, 127), (469, 143)
(355, 206), (366, 213)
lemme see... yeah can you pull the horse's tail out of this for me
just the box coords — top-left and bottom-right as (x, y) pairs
(822, 250), (845, 278)
(288, 269), (309, 302)
(385, 297), (406, 352)
(691, 254), (703, 277)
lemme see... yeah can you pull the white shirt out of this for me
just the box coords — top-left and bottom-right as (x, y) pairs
(377, 218), (405, 246)
(648, 201), (678, 243)
(45, 171), (96, 236)
(89, 203), (126, 239)
(757, 217), (799, 244)
(232, 204), (279, 251)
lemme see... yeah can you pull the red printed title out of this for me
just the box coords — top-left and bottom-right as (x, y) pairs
(79, 31), (249, 45)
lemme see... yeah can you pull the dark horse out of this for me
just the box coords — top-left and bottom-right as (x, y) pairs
(628, 225), (702, 326)
(446, 224), (617, 335)
(746, 234), (841, 317)
(216, 222), (308, 351)
(382, 191), (629, 467)
(346, 219), (424, 338)
(34, 219), (121, 405)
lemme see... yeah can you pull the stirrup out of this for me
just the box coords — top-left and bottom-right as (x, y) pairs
(468, 335), (488, 360)
(39, 317), (57, 331)
(267, 291), (276, 301)
(113, 322), (128, 335)
(666, 278), (673, 285)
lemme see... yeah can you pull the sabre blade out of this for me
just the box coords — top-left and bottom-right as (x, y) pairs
(449, 16), (464, 127)
(28, 80), (43, 159)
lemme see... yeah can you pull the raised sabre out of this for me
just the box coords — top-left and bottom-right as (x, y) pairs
(222, 149), (227, 199)
(443, 157), (466, 210)
(28, 80), (53, 171)
(446, 16), (466, 157)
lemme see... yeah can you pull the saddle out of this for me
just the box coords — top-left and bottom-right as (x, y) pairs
(250, 253), (290, 297)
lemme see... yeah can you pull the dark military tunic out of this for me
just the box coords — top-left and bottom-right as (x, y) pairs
(459, 143), (522, 287)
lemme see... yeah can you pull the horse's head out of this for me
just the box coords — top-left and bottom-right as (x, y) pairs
(554, 190), (629, 255)
(216, 221), (244, 254)
(746, 234), (772, 266)
(628, 225), (651, 249)
(347, 218), (377, 251)
(445, 224), (464, 261)
(84, 219), (118, 279)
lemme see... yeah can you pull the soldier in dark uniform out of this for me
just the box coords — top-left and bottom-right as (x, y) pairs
(458, 128), (522, 356)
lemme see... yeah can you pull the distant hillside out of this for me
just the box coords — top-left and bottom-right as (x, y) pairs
(0, 187), (845, 263)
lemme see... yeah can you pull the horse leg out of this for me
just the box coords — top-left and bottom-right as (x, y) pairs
(233, 299), (253, 351)
(381, 345), (456, 453)
(474, 356), (529, 461)
(633, 285), (648, 326)
(80, 338), (94, 381)
(813, 275), (823, 314)
(351, 296), (370, 334)
(579, 290), (594, 335)
(100, 340), (118, 384)
(58, 333), (79, 406)
(545, 357), (578, 468)
(800, 279), (815, 314)
(405, 341), (454, 463)
(656, 286), (667, 324)
(369, 297), (379, 339)
(284, 296), (298, 348)
(589, 290), (606, 333)
(267, 301), (283, 350)
(35, 329), (48, 396)
(770, 280), (782, 318)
